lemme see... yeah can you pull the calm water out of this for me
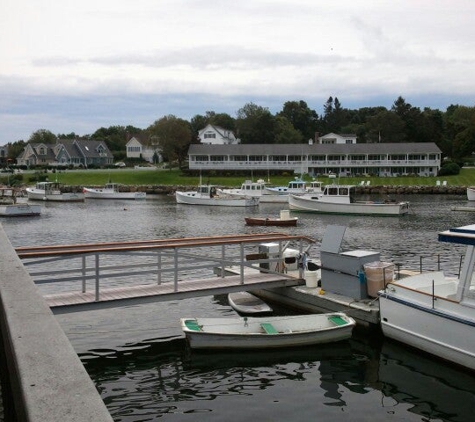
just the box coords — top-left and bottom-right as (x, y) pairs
(2, 193), (475, 421)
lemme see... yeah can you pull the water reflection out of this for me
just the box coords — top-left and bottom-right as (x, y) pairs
(81, 331), (475, 422)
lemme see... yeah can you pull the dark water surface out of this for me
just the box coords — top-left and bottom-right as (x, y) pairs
(3, 193), (475, 421)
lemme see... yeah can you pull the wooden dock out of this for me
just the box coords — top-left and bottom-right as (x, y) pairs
(16, 233), (315, 314)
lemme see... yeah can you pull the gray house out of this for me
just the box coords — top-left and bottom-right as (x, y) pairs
(17, 139), (113, 167)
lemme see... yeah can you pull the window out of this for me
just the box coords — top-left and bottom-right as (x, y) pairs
(204, 132), (216, 139)
(346, 139), (353, 144)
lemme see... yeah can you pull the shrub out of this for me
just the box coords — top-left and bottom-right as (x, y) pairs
(438, 162), (460, 176)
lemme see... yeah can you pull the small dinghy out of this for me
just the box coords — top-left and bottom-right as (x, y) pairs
(181, 313), (356, 350)
(228, 291), (273, 315)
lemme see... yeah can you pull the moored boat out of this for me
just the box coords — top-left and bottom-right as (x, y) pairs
(83, 183), (146, 200)
(26, 182), (84, 202)
(0, 188), (41, 217)
(176, 185), (259, 207)
(264, 178), (323, 196)
(379, 224), (475, 371)
(289, 184), (409, 216)
(180, 313), (356, 350)
(467, 187), (475, 201)
(228, 291), (273, 315)
(217, 179), (288, 203)
(245, 210), (298, 226)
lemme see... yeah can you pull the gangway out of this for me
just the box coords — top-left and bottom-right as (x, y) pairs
(16, 233), (315, 314)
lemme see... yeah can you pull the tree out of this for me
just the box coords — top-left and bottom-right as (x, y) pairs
(147, 115), (192, 168)
(28, 129), (57, 144)
(236, 103), (275, 144)
(274, 116), (304, 144)
(365, 110), (406, 143)
(91, 125), (143, 155)
(278, 100), (318, 141)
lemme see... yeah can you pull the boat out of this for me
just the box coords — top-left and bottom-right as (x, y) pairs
(26, 182), (84, 202)
(264, 178), (323, 196)
(180, 313), (356, 350)
(217, 179), (288, 203)
(176, 184), (259, 207)
(228, 291), (273, 315)
(379, 224), (475, 371)
(288, 184), (409, 216)
(0, 188), (41, 217)
(245, 210), (298, 226)
(83, 183), (146, 200)
(467, 187), (475, 201)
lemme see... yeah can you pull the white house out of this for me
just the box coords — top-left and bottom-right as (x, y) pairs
(126, 135), (162, 163)
(198, 124), (240, 145)
(317, 133), (357, 144)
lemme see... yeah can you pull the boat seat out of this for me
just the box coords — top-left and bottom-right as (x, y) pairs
(328, 315), (348, 326)
(261, 322), (279, 334)
(185, 319), (201, 332)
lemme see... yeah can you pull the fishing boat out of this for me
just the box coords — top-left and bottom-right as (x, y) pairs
(467, 187), (475, 201)
(26, 182), (84, 202)
(180, 313), (356, 350)
(217, 179), (288, 203)
(228, 291), (273, 315)
(245, 210), (298, 227)
(288, 184), (409, 216)
(264, 178), (323, 196)
(83, 183), (146, 200)
(0, 188), (41, 217)
(176, 185), (259, 207)
(379, 224), (475, 371)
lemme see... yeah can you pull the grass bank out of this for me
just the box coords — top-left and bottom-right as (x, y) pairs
(5, 167), (475, 188)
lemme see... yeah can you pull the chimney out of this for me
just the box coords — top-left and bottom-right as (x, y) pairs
(314, 132), (319, 144)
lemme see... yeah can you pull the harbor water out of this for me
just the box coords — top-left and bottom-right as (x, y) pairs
(2, 193), (475, 421)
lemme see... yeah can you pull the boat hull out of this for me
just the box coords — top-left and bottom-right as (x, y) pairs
(26, 188), (84, 202)
(181, 313), (355, 349)
(245, 217), (298, 226)
(288, 195), (409, 215)
(176, 191), (259, 207)
(83, 188), (146, 200)
(218, 189), (288, 203)
(379, 274), (475, 371)
(0, 203), (41, 217)
(228, 292), (273, 315)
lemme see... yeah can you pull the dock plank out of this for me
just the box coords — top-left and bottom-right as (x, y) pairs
(45, 273), (304, 313)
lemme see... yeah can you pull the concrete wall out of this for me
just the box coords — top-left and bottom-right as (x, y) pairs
(0, 224), (113, 422)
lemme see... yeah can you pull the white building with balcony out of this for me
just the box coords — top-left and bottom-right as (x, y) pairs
(188, 142), (442, 177)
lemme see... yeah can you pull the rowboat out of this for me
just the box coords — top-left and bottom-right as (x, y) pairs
(228, 291), (273, 315)
(245, 210), (298, 227)
(180, 313), (356, 349)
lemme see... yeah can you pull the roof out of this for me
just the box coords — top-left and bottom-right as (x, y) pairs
(188, 142), (442, 155)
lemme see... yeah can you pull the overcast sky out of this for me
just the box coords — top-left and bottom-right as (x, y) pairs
(1, 0), (475, 143)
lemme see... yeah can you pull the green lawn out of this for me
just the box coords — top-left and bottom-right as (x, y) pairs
(4, 167), (475, 187)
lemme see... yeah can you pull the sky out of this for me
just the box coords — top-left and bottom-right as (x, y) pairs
(1, 0), (475, 143)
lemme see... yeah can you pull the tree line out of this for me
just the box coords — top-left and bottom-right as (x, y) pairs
(4, 96), (475, 167)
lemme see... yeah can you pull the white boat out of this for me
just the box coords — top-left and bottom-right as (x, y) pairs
(467, 187), (475, 201)
(288, 184), (409, 216)
(176, 185), (259, 207)
(0, 188), (41, 217)
(83, 183), (146, 200)
(228, 291), (273, 315)
(379, 224), (475, 371)
(180, 313), (356, 349)
(217, 179), (288, 203)
(264, 178), (323, 196)
(26, 182), (84, 202)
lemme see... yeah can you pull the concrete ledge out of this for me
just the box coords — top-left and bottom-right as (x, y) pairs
(0, 224), (113, 422)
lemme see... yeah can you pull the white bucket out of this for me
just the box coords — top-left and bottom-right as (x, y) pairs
(280, 209), (290, 220)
